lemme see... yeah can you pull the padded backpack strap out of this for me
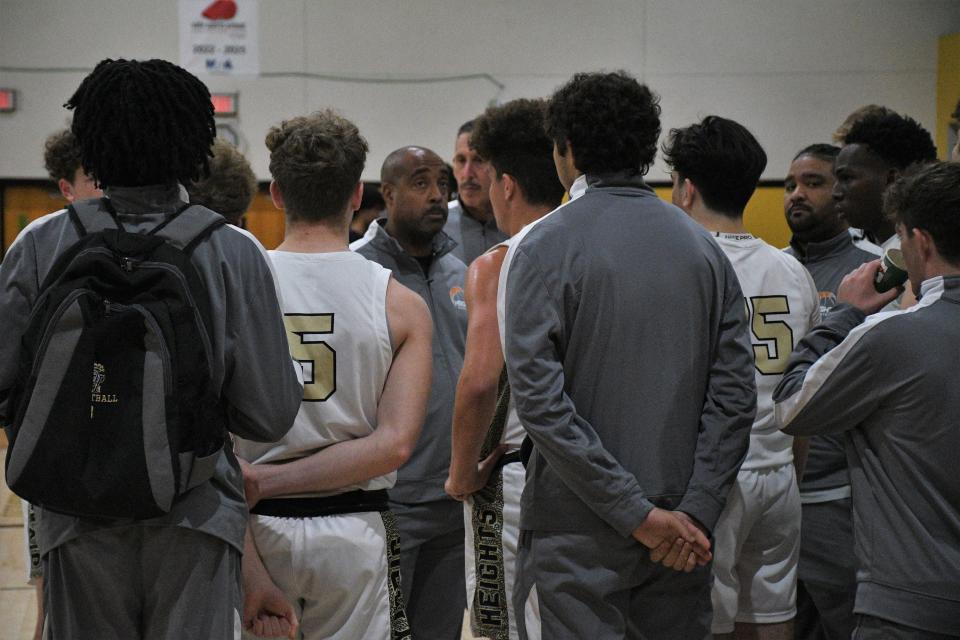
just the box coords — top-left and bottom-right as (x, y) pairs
(67, 197), (121, 236)
(151, 205), (227, 255)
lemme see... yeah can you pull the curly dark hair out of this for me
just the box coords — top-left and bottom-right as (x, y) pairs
(793, 143), (840, 163)
(187, 139), (258, 226)
(65, 58), (215, 188)
(844, 112), (937, 171)
(266, 109), (368, 223)
(42, 129), (83, 183)
(662, 116), (767, 217)
(545, 71), (661, 176)
(884, 162), (960, 263)
(471, 98), (564, 208)
(833, 104), (894, 144)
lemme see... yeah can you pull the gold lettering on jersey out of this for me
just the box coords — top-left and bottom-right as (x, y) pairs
(283, 314), (337, 402)
(746, 296), (795, 376)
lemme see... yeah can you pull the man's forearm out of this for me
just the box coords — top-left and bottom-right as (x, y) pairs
(254, 431), (408, 500)
(242, 525), (271, 585)
(449, 378), (499, 476)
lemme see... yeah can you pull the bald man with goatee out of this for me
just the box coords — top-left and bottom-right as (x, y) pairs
(351, 147), (469, 639)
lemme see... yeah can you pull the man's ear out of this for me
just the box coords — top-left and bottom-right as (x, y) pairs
(349, 181), (364, 212)
(380, 182), (395, 208)
(681, 178), (697, 210)
(565, 140), (578, 170)
(58, 178), (75, 202)
(501, 173), (517, 201)
(269, 180), (285, 211)
(915, 227), (935, 260)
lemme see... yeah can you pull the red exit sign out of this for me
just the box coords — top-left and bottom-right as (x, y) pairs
(211, 93), (237, 117)
(0, 89), (16, 112)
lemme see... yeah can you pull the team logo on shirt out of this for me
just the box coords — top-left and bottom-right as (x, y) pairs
(819, 290), (838, 315)
(450, 286), (467, 312)
(90, 362), (118, 418)
(90, 362), (118, 404)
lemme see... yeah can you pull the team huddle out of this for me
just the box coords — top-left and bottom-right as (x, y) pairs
(1, 58), (959, 640)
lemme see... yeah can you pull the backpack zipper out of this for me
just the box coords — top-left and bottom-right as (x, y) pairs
(31, 248), (215, 378)
(137, 261), (215, 370)
(26, 247), (115, 328)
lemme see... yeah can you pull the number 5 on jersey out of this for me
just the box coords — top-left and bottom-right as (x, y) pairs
(746, 296), (794, 376)
(285, 313), (336, 401)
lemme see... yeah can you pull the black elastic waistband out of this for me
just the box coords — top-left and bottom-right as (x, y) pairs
(251, 489), (389, 518)
(498, 450), (523, 469)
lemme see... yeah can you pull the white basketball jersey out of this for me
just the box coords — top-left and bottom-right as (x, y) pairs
(714, 233), (820, 469)
(235, 250), (394, 494)
(481, 240), (524, 448)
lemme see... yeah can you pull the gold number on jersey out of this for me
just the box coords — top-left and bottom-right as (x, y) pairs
(284, 314), (336, 401)
(746, 296), (794, 376)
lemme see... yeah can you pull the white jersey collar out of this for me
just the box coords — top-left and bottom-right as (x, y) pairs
(919, 276), (944, 302)
(569, 174), (588, 201)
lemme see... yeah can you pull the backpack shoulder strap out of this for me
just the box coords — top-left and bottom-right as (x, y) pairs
(152, 205), (227, 255)
(68, 197), (121, 236)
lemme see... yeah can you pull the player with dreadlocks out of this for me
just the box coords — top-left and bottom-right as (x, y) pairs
(66, 58), (217, 186)
(0, 59), (302, 639)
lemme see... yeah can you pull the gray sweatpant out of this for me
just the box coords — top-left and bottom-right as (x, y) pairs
(513, 527), (712, 640)
(795, 498), (858, 640)
(391, 498), (466, 640)
(43, 525), (240, 640)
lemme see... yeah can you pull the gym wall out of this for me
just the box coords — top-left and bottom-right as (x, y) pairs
(2, 2), (958, 252)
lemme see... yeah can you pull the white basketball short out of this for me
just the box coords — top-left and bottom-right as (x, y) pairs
(464, 460), (524, 640)
(247, 510), (409, 640)
(711, 463), (801, 633)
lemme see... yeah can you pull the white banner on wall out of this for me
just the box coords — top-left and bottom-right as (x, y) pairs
(179, 0), (259, 76)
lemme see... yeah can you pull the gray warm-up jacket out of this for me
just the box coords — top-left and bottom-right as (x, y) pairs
(444, 198), (507, 266)
(785, 230), (880, 498)
(0, 184), (302, 555)
(351, 220), (468, 503)
(774, 276), (960, 635)
(502, 172), (756, 537)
